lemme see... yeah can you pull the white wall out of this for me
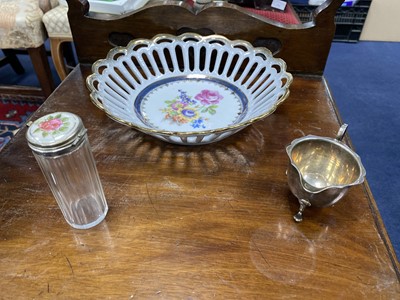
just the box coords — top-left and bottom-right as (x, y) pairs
(360, 0), (400, 42)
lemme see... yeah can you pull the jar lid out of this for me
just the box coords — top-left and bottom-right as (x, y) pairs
(26, 112), (85, 153)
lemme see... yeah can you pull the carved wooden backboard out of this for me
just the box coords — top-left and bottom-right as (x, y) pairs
(67, 0), (344, 74)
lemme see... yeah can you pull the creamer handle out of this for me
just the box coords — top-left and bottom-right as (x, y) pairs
(336, 123), (348, 141)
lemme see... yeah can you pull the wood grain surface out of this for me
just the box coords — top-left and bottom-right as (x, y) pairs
(0, 66), (398, 298)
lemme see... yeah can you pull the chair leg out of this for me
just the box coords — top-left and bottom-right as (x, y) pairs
(50, 37), (73, 81)
(28, 45), (55, 98)
(1, 49), (25, 74)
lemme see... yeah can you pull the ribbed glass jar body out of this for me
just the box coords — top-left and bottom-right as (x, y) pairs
(33, 134), (108, 229)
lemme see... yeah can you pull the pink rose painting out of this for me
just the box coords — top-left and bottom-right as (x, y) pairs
(34, 113), (70, 138)
(194, 90), (223, 105)
(39, 118), (63, 131)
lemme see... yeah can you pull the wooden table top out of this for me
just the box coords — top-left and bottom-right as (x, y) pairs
(1, 66), (399, 298)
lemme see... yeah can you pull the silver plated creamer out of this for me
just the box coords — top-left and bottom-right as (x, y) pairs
(286, 124), (366, 222)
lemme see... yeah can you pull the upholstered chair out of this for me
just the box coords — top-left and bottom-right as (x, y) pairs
(42, 0), (73, 80)
(0, 0), (58, 97)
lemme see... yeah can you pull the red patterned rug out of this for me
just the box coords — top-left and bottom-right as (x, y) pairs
(0, 95), (43, 151)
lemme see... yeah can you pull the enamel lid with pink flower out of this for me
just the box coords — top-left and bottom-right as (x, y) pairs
(26, 112), (84, 153)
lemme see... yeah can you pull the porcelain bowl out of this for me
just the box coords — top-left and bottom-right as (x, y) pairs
(86, 33), (293, 145)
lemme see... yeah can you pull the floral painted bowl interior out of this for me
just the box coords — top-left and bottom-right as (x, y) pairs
(86, 33), (293, 145)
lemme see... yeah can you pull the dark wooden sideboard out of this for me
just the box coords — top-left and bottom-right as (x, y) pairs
(0, 65), (398, 298)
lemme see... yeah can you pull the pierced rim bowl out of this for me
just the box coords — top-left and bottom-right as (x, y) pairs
(86, 33), (293, 145)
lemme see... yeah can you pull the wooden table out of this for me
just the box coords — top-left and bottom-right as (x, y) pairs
(0, 65), (399, 298)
